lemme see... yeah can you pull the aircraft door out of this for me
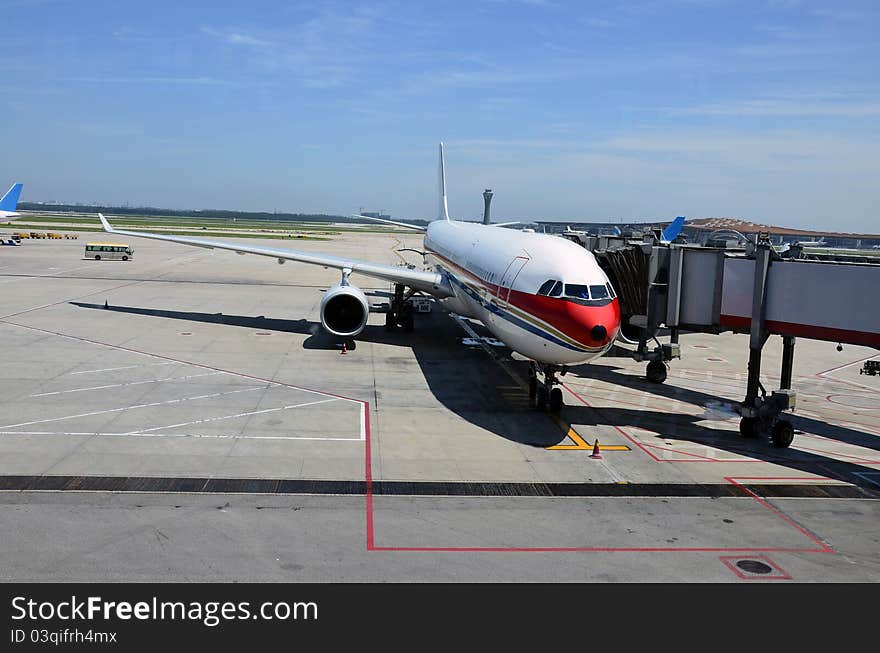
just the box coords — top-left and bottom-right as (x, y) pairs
(497, 256), (529, 306)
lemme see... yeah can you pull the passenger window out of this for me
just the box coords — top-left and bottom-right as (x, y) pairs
(590, 284), (609, 299)
(537, 280), (556, 296)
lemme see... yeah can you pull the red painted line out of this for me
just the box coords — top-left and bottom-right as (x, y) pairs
(639, 443), (728, 462)
(725, 477), (834, 553)
(563, 383), (759, 463)
(794, 444), (880, 464)
(364, 400), (374, 551)
(826, 394), (880, 409)
(370, 546), (825, 553)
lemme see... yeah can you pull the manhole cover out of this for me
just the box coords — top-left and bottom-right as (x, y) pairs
(736, 559), (773, 574)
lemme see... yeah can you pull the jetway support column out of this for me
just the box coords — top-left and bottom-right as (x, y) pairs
(780, 336), (795, 390)
(744, 240), (771, 406)
(739, 235), (796, 448)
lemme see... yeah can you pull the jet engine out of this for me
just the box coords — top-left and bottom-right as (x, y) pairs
(320, 283), (370, 337)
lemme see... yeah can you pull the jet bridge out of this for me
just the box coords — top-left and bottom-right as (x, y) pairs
(568, 231), (880, 448)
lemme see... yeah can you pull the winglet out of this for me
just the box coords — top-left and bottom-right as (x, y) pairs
(438, 142), (450, 221)
(661, 216), (685, 243)
(0, 183), (22, 212)
(98, 213), (115, 233)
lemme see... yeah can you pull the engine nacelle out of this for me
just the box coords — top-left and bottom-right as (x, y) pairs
(320, 283), (369, 337)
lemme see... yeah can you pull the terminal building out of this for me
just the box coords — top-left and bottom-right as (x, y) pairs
(534, 217), (880, 250)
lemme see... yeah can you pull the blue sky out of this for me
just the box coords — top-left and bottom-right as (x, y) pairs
(2, 0), (878, 231)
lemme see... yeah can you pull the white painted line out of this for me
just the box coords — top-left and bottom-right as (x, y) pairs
(70, 362), (177, 375)
(1, 320), (365, 406)
(360, 405), (366, 441)
(124, 397), (339, 434)
(29, 371), (224, 397)
(0, 386), (266, 429)
(0, 430), (363, 441)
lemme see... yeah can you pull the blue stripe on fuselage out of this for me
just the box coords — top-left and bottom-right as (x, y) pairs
(444, 270), (588, 353)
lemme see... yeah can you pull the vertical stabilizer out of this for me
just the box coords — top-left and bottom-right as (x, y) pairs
(661, 216), (685, 243)
(438, 143), (450, 221)
(0, 183), (22, 212)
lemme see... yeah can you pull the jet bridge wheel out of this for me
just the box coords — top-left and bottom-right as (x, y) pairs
(646, 360), (667, 384)
(770, 420), (795, 448)
(739, 417), (760, 439)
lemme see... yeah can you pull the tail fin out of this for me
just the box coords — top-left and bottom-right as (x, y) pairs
(438, 143), (450, 221)
(0, 183), (22, 212)
(661, 216), (685, 243)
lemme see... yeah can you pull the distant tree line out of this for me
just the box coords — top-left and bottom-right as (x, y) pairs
(18, 202), (430, 226)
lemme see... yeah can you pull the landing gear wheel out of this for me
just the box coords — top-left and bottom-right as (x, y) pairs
(739, 416), (760, 439)
(385, 312), (395, 331)
(536, 387), (549, 412)
(770, 420), (795, 448)
(549, 387), (563, 413)
(403, 313), (414, 332)
(528, 378), (538, 409)
(646, 360), (667, 384)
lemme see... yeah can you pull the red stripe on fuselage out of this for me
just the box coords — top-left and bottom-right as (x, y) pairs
(426, 247), (621, 349)
(508, 290), (621, 349)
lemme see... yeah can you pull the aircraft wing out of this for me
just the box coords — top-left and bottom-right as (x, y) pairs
(98, 214), (452, 297)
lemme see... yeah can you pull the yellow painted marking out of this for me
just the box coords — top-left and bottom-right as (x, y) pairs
(492, 386), (629, 450)
(546, 416), (630, 451)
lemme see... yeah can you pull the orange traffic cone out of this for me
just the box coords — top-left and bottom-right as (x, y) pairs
(340, 341), (347, 355)
(590, 439), (602, 459)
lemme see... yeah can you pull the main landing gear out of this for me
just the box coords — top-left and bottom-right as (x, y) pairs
(385, 283), (415, 332)
(528, 362), (567, 413)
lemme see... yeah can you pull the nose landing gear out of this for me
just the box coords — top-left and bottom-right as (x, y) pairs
(528, 362), (567, 412)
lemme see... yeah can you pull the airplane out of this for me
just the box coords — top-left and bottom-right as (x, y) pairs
(97, 144), (622, 412)
(660, 216), (686, 244)
(782, 237), (827, 248)
(0, 183), (23, 220)
(563, 216), (686, 243)
(794, 237), (827, 247)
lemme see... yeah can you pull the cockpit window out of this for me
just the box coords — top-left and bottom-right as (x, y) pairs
(538, 279), (564, 297)
(564, 284), (591, 299)
(606, 282), (616, 298)
(590, 284), (609, 299)
(537, 279), (556, 296)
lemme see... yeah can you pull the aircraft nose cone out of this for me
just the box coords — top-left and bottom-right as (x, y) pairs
(590, 324), (607, 342)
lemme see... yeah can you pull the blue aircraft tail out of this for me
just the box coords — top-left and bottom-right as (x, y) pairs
(661, 215), (685, 243)
(0, 183), (23, 212)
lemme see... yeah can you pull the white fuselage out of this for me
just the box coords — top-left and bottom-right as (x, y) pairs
(423, 221), (621, 365)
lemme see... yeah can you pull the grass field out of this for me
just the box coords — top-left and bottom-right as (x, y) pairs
(0, 223), (335, 240)
(11, 213), (412, 235)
